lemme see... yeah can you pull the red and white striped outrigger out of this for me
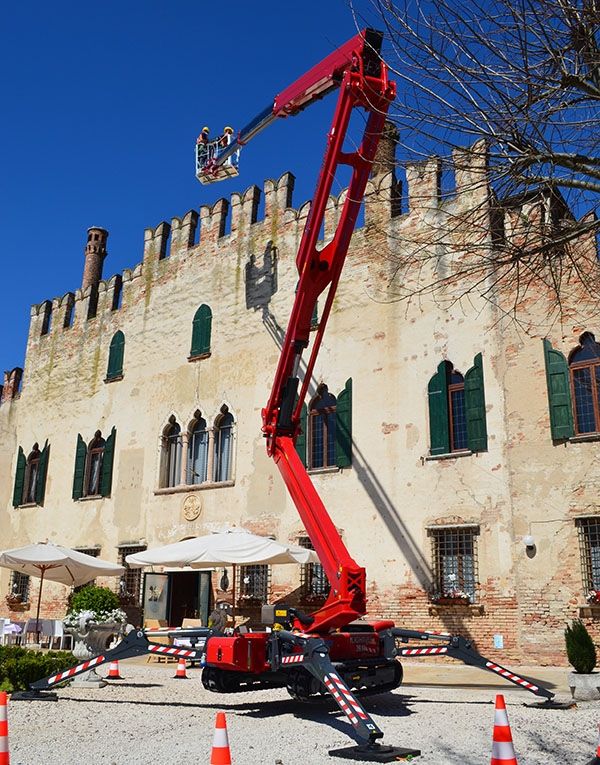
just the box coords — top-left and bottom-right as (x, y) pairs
(388, 627), (554, 702)
(26, 627), (209, 693)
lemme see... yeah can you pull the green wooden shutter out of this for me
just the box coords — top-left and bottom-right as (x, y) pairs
(106, 331), (125, 380)
(465, 353), (488, 452)
(100, 426), (116, 497)
(295, 403), (308, 466)
(12, 447), (26, 507)
(336, 378), (352, 468)
(72, 434), (87, 500)
(543, 339), (574, 440)
(428, 361), (450, 455)
(191, 304), (212, 356)
(35, 440), (50, 505)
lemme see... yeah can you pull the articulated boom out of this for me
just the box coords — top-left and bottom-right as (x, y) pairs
(261, 36), (396, 632)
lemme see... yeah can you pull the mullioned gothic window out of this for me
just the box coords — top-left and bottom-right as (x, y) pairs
(159, 406), (235, 489)
(12, 441), (50, 507)
(427, 354), (487, 456)
(72, 428), (116, 499)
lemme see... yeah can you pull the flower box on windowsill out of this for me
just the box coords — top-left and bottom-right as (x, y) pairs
(5, 595), (30, 612)
(431, 597), (471, 606)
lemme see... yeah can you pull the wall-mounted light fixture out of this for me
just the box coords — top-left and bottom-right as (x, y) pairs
(523, 535), (535, 549)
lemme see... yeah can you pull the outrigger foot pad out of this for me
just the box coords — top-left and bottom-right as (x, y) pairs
(10, 690), (58, 701)
(524, 698), (576, 710)
(329, 744), (421, 762)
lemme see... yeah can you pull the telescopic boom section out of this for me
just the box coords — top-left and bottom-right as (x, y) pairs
(259, 30), (396, 632)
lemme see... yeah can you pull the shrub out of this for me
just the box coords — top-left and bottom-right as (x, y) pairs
(0, 645), (75, 692)
(68, 585), (120, 616)
(565, 619), (597, 674)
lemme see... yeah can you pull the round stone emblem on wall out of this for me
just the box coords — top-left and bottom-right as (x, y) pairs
(182, 494), (202, 522)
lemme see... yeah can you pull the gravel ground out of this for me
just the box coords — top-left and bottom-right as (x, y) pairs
(4, 662), (597, 764)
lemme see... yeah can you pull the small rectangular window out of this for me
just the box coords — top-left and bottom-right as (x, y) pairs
(118, 545), (146, 605)
(428, 526), (479, 601)
(576, 518), (600, 593)
(238, 564), (270, 603)
(298, 536), (330, 599)
(73, 547), (101, 590)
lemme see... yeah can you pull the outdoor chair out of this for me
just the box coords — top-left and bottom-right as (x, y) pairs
(144, 619), (174, 663)
(41, 619), (72, 651)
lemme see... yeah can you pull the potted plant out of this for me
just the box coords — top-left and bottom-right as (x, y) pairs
(63, 585), (128, 687)
(565, 619), (600, 700)
(432, 587), (471, 606)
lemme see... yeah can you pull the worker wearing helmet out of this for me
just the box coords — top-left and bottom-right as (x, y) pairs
(196, 126), (210, 170)
(219, 126), (234, 149)
(197, 126), (210, 145)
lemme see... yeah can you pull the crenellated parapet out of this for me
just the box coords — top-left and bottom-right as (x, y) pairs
(23, 133), (597, 383)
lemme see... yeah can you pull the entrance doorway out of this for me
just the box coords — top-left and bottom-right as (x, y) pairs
(142, 571), (211, 626)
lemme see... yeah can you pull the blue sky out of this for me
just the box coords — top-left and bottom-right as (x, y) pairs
(0, 1), (379, 374)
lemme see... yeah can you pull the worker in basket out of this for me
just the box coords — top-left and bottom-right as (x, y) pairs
(218, 126), (238, 167)
(196, 126), (210, 168)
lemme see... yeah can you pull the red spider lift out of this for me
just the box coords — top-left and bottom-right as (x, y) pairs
(27, 28), (558, 762)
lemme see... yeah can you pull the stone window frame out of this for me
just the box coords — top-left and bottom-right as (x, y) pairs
(155, 405), (237, 494)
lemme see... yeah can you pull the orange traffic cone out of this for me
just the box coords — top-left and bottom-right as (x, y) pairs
(491, 694), (518, 765)
(106, 661), (123, 680)
(210, 712), (231, 765)
(0, 691), (9, 765)
(587, 723), (600, 764)
(173, 657), (188, 679)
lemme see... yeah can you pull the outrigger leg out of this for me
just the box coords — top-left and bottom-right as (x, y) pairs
(271, 630), (421, 762)
(12, 628), (210, 700)
(388, 628), (568, 708)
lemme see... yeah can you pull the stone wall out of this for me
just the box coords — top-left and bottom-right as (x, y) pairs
(0, 135), (598, 666)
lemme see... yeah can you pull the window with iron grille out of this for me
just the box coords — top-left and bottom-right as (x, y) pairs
(428, 526), (479, 601)
(118, 545), (146, 604)
(73, 547), (101, 591)
(298, 536), (330, 598)
(238, 564), (270, 602)
(9, 571), (30, 603)
(576, 517), (600, 593)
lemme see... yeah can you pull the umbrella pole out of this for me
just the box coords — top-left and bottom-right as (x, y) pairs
(232, 564), (236, 626)
(35, 566), (46, 644)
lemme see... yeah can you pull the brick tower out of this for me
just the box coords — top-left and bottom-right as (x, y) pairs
(82, 226), (108, 290)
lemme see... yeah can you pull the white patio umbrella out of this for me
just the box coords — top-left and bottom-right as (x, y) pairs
(0, 541), (125, 640)
(126, 528), (319, 617)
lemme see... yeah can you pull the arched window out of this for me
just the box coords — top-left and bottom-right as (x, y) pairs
(448, 369), (468, 451)
(569, 332), (600, 434)
(106, 331), (125, 381)
(23, 444), (41, 504)
(72, 428), (116, 500)
(309, 384), (337, 469)
(428, 355), (487, 455)
(213, 408), (234, 482)
(187, 411), (209, 484)
(190, 304), (212, 359)
(161, 417), (182, 488)
(85, 431), (106, 497)
(13, 441), (50, 507)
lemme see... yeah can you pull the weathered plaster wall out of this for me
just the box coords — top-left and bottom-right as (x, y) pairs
(1, 137), (598, 665)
